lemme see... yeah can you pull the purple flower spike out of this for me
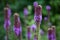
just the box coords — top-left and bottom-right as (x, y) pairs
(23, 8), (28, 16)
(4, 4), (11, 40)
(33, 1), (38, 7)
(4, 5), (11, 30)
(13, 13), (22, 37)
(46, 5), (51, 11)
(4, 20), (11, 30)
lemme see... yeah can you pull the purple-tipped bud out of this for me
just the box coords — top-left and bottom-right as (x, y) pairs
(30, 24), (36, 31)
(4, 20), (11, 30)
(33, 1), (38, 7)
(46, 5), (51, 11)
(23, 8), (28, 16)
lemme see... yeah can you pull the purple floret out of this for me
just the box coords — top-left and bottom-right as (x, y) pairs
(46, 5), (51, 11)
(23, 8), (28, 16)
(33, 1), (38, 7)
(13, 26), (22, 36)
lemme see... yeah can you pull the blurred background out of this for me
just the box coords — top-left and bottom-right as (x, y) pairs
(0, 0), (60, 40)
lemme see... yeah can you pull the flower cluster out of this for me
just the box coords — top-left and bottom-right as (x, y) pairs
(13, 13), (22, 36)
(4, 4), (11, 30)
(34, 5), (42, 23)
(48, 26), (56, 40)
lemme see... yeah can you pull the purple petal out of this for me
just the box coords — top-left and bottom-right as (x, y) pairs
(8, 8), (11, 17)
(18, 17), (20, 22)
(34, 15), (42, 23)
(4, 20), (11, 30)
(13, 26), (22, 36)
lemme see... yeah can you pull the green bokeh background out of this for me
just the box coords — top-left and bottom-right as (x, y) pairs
(0, 0), (60, 40)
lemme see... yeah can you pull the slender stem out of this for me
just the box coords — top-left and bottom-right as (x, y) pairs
(19, 32), (22, 40)
(48, 11), (50, 22)
(6, 28), (9, 40)
(32, 31), (34, 40)
(36, 22), (40, 40)
(24, 16), (28, 40)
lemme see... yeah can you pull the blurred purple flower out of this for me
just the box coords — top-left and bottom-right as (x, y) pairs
(23, 8), (28, 16)
(44, 17), (48, 21)
(39, 29), (44, 35)
(4, 6), (11, 30)
(30, 24), (36, 31)
(13, 13), (22, 36)
(13, 26), (22, 36)
(33, 1), (38, 7)
(46, 5), (51, 11)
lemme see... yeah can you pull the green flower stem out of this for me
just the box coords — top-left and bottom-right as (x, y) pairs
(48, 11), (50, 22)
(19, 32), (22, 40)
(31, 30), (34, 40)
(36, 22), (41, 40)
(6, 28), (9, 40)
(24, 16), (28, 40)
